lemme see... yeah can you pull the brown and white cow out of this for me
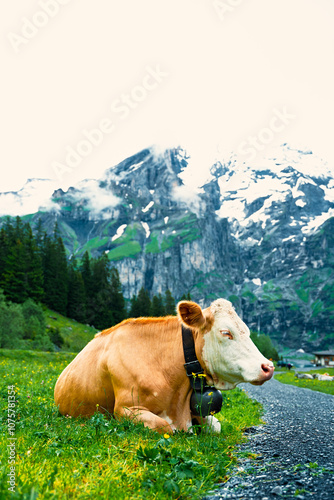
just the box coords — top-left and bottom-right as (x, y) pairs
(54, 299), (274, 433)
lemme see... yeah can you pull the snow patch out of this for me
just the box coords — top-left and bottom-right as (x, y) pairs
(282, 235), (296, 242)
(128, 161), (144, 172)
(295, 199), (306, 207)
(142, 201), (154, 213)
(245, 237), (259, 246)
(164, 216), (169, 224)
(252, 278), (262, 286)
(301, 209), (334, 234)
(111, 224), (127, 241)
(322, 180), (334, 203)
(141, 221), (150, 238)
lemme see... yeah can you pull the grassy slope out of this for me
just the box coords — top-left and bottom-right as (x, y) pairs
(0, 350), (263, 500)
(43, 307), (98, 353)
(275, 368), (334, 395)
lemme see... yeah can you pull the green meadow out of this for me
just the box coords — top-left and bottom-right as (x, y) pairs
(275, 368), (334, 395)
(0, 349), (263, 500)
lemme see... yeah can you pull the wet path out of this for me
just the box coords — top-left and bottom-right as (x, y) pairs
(204, 378), (334, 499)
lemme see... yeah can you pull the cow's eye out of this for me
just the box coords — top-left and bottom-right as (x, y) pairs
(220, 330), (233, 340)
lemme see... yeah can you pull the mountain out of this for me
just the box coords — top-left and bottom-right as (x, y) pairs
(1, 145), (333, 351)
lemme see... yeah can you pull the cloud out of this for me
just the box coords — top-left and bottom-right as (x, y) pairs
(0, 179), (59, 216)
(64, 179), (121, 220)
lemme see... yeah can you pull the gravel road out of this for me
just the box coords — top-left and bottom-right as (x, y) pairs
(204, 377), (334, 500)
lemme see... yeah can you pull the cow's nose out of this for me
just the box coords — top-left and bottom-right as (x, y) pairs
(261, 363), (275, 380)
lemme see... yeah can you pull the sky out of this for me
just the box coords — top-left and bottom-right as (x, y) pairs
(1, 0), (334, 200)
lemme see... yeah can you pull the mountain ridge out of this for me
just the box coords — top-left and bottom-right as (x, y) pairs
(1, 144), (333, 351)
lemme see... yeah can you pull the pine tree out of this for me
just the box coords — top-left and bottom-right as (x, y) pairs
(80, 251), (93, 323)
(110, 267), (126, 324)
(34, 217), (45, 251)
(53, 235), (69, 315)
(129, 294), (140, 318)
(81, 252), (93, 290)
(89, 254), (114, 329)
(151, 293), (166, 317)
(42, 229), (68, 315)
(164, 289), (176, 315)
(3, 217), (14, 243)
(0, 228), (8, 283)
(136, 287), (151, 316)
(180, 292), (192, 301)
(24, 225), (44, 302)
(13, 216), (24, 242)
(0, 217), (27, 303)
(67, 258), (86, 323)
(1, 238), (27, 303)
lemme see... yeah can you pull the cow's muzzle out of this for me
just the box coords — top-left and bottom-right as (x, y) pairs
(251, 363), (275, 385)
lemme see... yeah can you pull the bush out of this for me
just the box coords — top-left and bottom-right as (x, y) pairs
(0, 290), (53, 351)
(0, 297), (25, 348)
(250, 331), (279, 361)
(32, 333), (54, 351)
(47, 326), (64, 348)
(22, 299), (46, 339)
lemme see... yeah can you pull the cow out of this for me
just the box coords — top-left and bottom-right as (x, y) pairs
(313, 373), (334, 381)
(295, 373), (314, 380)
(54, 299), (274, 434)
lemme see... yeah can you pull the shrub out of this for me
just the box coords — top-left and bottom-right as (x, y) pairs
(250, 331), (279, 361)
(0, 298), (25, 348)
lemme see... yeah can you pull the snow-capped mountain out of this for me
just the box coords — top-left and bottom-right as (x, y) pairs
(209, 145), (334, 238)
(1, 145), (333, 350)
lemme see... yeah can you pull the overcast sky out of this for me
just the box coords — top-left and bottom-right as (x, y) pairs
(1, 0), (334, 195)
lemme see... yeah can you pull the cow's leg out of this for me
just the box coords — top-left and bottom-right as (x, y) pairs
(115, 405), (173, 434)
(191, 414), (221, 433)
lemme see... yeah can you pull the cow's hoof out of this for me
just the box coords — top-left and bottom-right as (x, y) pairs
(206, 415), (221, 433)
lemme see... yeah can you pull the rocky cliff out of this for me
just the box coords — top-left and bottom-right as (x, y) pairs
(1, 145), (333, 350)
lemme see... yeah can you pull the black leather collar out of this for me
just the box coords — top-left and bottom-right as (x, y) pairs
(182, 324), (205, 390)
(181, 324), (223, 417)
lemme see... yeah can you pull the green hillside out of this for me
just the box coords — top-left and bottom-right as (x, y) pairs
(43, 307), (98, 352)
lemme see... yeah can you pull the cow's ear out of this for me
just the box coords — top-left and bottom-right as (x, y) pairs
(177, 301), (205, 328)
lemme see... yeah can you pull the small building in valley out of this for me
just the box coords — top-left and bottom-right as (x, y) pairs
(313, 350), (334, 367)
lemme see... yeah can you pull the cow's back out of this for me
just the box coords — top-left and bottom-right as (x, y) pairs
(54, 316), (181, 417)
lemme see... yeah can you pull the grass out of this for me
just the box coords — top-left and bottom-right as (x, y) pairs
(107, 241), (142, 261)
(106, 224), (142, 261)
(80, 236), (109, 255)
(0, 349), (263, 499)
(145, 212), (201, 255)
(44, 307), (97, 352)
(275, 368), (334, 395)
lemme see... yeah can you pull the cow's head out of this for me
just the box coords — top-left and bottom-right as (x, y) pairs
(178, 298), (274, 390)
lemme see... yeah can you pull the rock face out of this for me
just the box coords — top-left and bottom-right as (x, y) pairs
(2, 144), (334, 350)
